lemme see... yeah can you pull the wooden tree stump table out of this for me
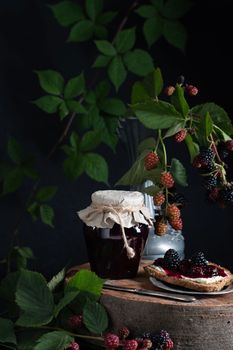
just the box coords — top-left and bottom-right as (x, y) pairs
(72, 262), (233, 350)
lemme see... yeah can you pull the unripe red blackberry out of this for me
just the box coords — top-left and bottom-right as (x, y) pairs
(164, 86), (175, 96)
(186, 85), (198, 96)
(144, 152), (159, 170)
(160, 172), (174, 188)
(142, 338), (153, 348)
(225, 140), (233, 151)
(118, 326), (130, 340)
(167, 204), (180, 219)
(169, 217), (183, 231)
(68, 315), (83, 329)
(123, 339), (138, 350)
(153, 192), (165, 206)
(104, 333), (120, 349)
(155, 221), (168, 236)
(70, 342), (79, 350)
(174, 129), (187, 143)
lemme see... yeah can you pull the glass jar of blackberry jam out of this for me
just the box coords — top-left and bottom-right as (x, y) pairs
(78, 190), (152, 279)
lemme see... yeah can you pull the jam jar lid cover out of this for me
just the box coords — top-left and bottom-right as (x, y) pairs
(77, 190), (153, 228)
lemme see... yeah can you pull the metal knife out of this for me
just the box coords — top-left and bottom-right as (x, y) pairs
(103, 284), (196, 302)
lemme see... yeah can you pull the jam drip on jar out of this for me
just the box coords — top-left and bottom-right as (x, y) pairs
(153, 258), (227, 279)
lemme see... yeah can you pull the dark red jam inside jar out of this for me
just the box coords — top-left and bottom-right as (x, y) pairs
(84, 223), (149, 279)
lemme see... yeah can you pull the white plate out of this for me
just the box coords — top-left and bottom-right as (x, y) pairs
(149, 277), (233, 295)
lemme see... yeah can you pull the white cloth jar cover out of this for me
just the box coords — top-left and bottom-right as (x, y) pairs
(78, 190), (153, 259)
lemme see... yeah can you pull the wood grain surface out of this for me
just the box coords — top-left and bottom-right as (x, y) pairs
(69, 262), (233, 349)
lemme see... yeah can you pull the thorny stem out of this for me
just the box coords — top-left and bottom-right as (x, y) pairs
(39, 325), (103, 342)
(5, 0), (141, 272)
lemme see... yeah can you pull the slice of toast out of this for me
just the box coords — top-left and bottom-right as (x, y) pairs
(144, 263), (233, 292)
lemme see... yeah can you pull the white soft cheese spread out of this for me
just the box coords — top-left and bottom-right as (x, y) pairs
(152, 265), (226, 284)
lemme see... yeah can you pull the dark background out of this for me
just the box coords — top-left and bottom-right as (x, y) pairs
(0, 0), (233, 278)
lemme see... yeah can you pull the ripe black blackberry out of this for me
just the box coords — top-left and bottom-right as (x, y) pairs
(219, 186), (233, 205)
(203, 176), (217, 191)
(152, 330), (173, 350)
(199, 148), (215, 166)
(191, 252), (208, 267)
(164, 249), (180, 270)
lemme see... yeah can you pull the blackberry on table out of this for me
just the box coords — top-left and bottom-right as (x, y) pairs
(191, 252), (208, 267)
(152, 330), (173, 350)
(164, 249), (180, 270)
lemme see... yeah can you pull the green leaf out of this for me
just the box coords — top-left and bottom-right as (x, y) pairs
(163, 20), (187, 52)
(115, 27), (136, 53)
(47, 268), (66, 292)
(95, 115), (119, 151)
(191, 102), (233, 136)
(143, 16), (163, 47)
(68, 20), (94, 42)
(142, 184), (161, 196)
(22, 159), (38, 180)
(64, 73), (85, 99)
(171, 84), (189, 117)
(132, 100), (182, 129)
(100, 98), (126, 116)
(98, 11), (117, 24)
(131, 82), (149, 104)
(16, 270), (54, 327)
(170, 158), (188, 186)
(12, 246), (34, 270)
(35, 70), (64, 95)
(94, 25), (108, 39)
(33, 96), (62, 114)
(117, 150), (162, 186)
(54, 289), (79, 317)
(143, 68), (164, 98)
(58, 101), (69, 120)
(63, 153), (85, 180)
(27, 201), (39, 221)
(85, 0), (103, 21)
(108, 55), (127, 91)
(164, 121), (185, 138)
(80, 130), (102, 152)
(36, 186), (57, 202)
(3, 167), (23, 194)
(95, 40), (116, 56)
(70, 131), (79, 150)
(163, 0), (193, 19)
(35, 331), (73, 350)
(0, 318), (17, 345)
(83, 299), (108, 334)
(84, 153), (108, 184)
(185, 134), (200, 162)
(66, 100), (87, 114)
(214, 125), (232, 141)
(49, 1), (84, 27)
(95, 80), (111, 99)
(124, 49), (154, 76)
(137, 137), (156, 154)
(135, 5), (157, 18)
(92, 55), (111, 68)
(0, 162), (12, 181)
(67, 269), (104, 300)
(0, 271), (21, 303)
(203, 111), (213, 138)
(40, 205), (54, 227)
(7, 138), (23, 164)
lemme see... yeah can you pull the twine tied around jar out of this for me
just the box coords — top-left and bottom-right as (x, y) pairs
(89, 204), (146, 259)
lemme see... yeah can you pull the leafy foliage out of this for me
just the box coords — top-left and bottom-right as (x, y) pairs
(135, 0), (193, 51)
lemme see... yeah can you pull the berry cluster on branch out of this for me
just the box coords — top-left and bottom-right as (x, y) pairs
(118, 71), (233, 236)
